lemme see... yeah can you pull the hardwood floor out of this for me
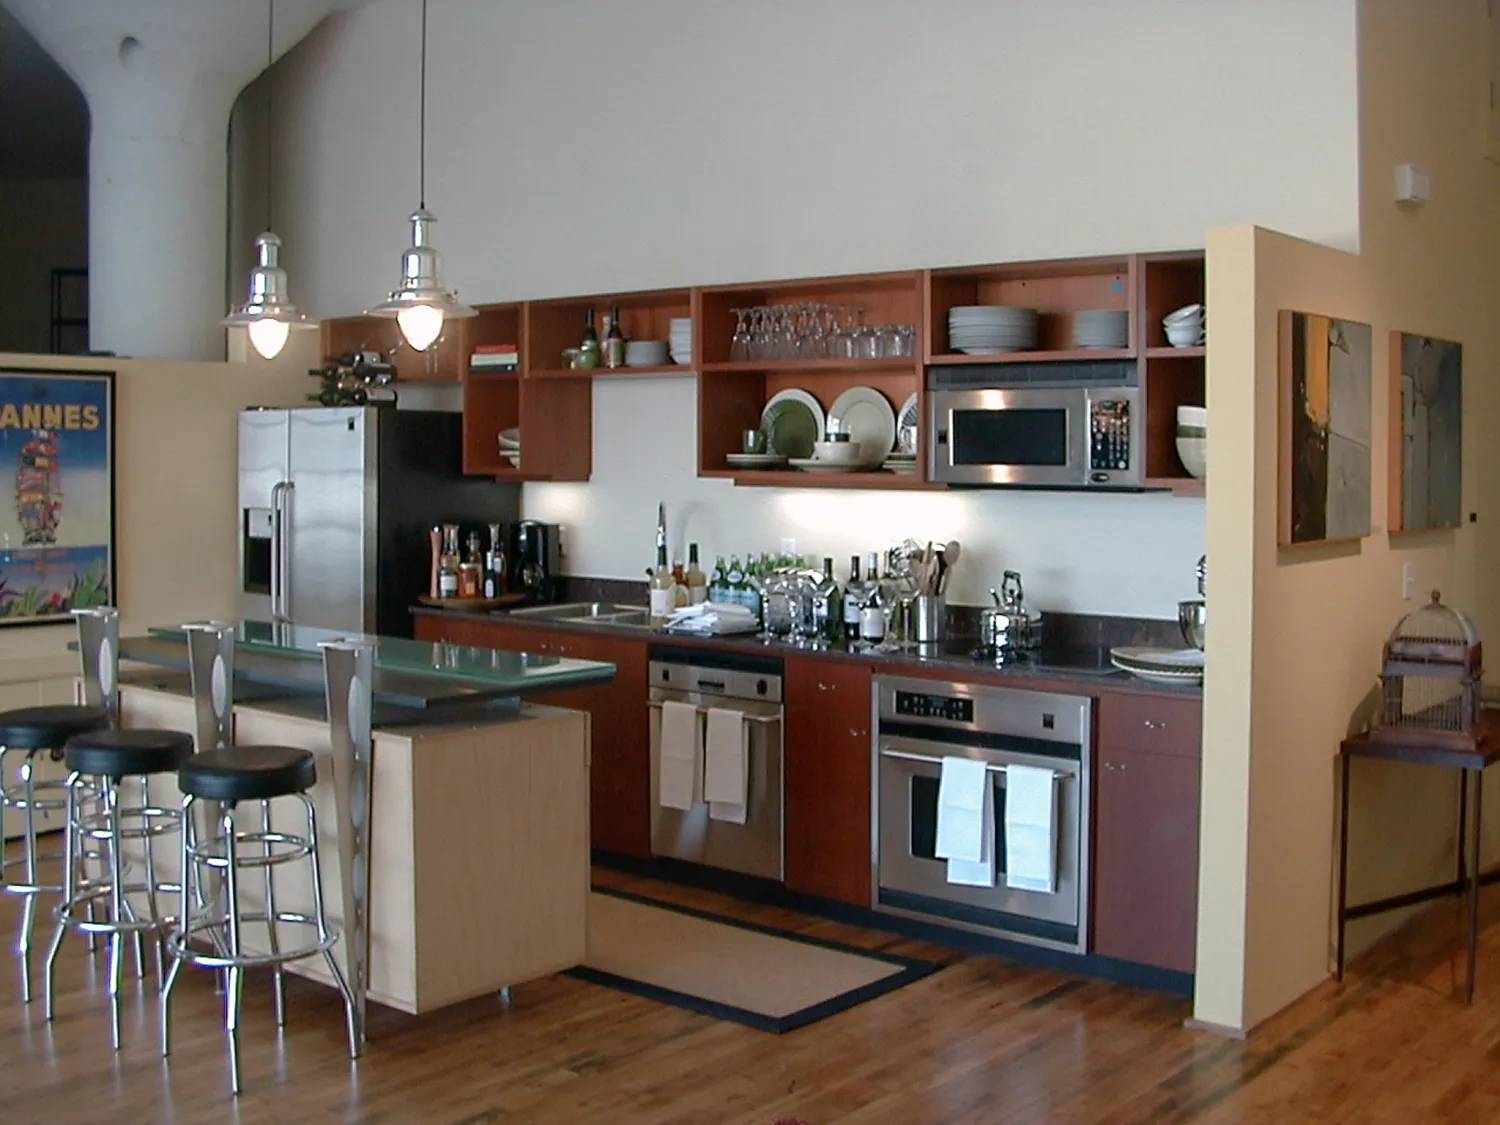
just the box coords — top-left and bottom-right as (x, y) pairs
(6, 843), (1500, 1124)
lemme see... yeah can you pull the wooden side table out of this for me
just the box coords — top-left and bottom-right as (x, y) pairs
(1336, 711), (1500, 1003)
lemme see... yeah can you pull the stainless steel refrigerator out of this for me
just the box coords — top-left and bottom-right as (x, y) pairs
(238, 406), (520, 635)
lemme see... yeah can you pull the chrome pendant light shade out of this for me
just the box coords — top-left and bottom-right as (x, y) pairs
(366, 208), (475, 353)
(225, 231), (309, 359)
(366, 0), (473, 353)
(226, 0), (313, 361)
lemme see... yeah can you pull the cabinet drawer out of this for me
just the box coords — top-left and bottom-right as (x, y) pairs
(1097, 692), (1201, 758)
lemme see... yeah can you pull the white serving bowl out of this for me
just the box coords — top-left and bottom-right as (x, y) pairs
(1176, 405), (1207, 428)
(1164, 303), (1204, 324)
(498, 428), (521, 448)
(1175, 435), (1207, 479)
(1165, 321), (1204, 347)
(812, 440), (863, 466)
(624, 340), (670, 366)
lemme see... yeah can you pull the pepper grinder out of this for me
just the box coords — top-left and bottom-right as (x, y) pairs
(428, 526), (443, 599)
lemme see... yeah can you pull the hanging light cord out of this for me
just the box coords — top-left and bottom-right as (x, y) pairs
(419, 0), (427, 209)
(265, 0), (275, 232)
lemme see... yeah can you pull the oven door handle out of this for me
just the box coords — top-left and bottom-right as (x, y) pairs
(648, 700), (782, 725)
(880, 747), (1068, 780)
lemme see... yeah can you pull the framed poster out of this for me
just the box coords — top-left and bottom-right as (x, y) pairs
(1389, 331), (1462, 534)
(1278, 311), (1373, 547)
(0, 367), (114, 624)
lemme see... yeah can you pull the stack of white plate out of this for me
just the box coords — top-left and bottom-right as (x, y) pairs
(669, 318), (693, 365)
(882, 452), (918, 475)
(948, 306), (1038, 354)
(1109, 646), (1204, 685)
(1073, 309), (1129, 349)
(498, 427), (521, 469)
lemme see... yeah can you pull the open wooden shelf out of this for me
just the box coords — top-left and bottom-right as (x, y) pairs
(927, 347), (1135, 365)
(1146, 345), (1205, 359)
(1140, 252), (1205, 352)
(526, 288), (691, 375)
(529, 363), (692, 379)
(711, 469), (936, 491)
(320, 314), (468, 383)
(1146, 477), (1206, 498)
(700, 357), (917, 375)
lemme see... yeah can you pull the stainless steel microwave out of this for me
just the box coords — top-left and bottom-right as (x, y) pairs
(926, 365), (1143, 488)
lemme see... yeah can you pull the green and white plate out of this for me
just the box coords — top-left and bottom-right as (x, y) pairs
(761, 389), (824, 460)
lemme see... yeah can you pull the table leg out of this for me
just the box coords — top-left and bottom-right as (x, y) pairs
(1458, 770), (1469, 889)
(1467, 768), (1482, 1004)
(1336, 750), (1351, 981)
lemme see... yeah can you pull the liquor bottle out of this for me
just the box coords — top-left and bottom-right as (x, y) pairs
(603, 304), (626, 368)
(459, 531), (483, 598)
(687, 543), (708, 605)
(842, 555), (864, 642)
(813, 557), (843, 644)
(579, 305), (602, 368)
(484, 523), (506, 599)
(438, 524), (460, 599)
(671, 559), (689, 608)
(649, 541), (675, 625)
(859, 551), (887, 642)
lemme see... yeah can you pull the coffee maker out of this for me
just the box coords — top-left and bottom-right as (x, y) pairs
(511, 521), (560, 604)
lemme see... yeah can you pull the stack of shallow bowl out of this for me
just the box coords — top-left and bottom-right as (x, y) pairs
(882, 452), (918, 475)
(498, 427), (521, 468)
(1072, 309), (1129, 349)
(624, 339), (669, 367)
(1175, 406), (1206, 479)
(669, 318), (693, 365)
(948, 306), (1038, 354)
(1164, 303), (1205, 347)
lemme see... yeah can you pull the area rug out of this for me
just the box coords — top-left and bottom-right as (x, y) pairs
(565, 887), (939, 1033)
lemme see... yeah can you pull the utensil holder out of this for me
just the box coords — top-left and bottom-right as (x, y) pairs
(913, 595), (945, 644)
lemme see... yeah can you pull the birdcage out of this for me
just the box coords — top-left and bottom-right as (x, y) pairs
(1370, 591), (1483, 749)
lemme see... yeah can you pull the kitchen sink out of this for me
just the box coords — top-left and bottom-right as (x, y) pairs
(507, 602), (649, 626)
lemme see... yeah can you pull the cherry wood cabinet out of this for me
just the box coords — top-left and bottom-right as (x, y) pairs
(411, 615), (652, 858)
(1091, 692), (1202, 972)
(783, 655), (875, 906)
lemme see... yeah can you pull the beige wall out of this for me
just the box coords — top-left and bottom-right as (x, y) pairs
(0, 334), (315, 680)
(1194, 0), (1500, 1032)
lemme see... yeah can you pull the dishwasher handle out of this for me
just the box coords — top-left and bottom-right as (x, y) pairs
(880, 747), (1068, 780)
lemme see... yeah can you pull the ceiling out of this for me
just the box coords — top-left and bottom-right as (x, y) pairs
(0, 3), (87, 178)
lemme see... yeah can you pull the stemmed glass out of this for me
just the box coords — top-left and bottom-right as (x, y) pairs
(730, 308), (752, 362)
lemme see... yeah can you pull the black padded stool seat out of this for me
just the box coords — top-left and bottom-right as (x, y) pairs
(65, 728), (193, 779)
(179, 746), (317, 803)
(0, 704), (108, 751)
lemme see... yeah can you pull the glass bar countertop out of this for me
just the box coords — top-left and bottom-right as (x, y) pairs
(123, 619), (615, 710)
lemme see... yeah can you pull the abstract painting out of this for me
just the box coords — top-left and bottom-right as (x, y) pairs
(1278, 312), (1372, 546)
(0, 368), (114, 624)
(1389, 331), (1462, 534)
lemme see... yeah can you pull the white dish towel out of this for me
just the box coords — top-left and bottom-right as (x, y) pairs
(657, 700), (702, 811)
(703, 707), (749, 824)
(935, 756), (995, 888)
(1004, 764), (1058, 894)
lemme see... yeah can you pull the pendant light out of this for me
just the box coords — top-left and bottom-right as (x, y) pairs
(224, 0), (312, 360)
(366, 0), (475, 352)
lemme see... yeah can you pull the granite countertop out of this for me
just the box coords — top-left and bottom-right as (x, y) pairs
(411, 602), (1203, 701)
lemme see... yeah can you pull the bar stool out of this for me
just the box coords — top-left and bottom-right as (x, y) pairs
(0, 607), (116, 1002)
(161, 622), (360, 1095)
(43, 726), (192, 1046)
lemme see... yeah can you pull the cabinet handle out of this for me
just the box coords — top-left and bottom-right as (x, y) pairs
(817, 682), (833, 691)
(850, 728), (865, 738)
(1144, 719), (1166, 730)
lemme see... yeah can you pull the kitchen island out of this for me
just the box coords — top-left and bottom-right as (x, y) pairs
(113, 621), (614, 1015)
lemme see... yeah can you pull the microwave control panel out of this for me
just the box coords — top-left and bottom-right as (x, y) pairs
(1089, 399), (1132, 472)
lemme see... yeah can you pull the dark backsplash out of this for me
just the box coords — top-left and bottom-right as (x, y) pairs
(557, 575), (1184, 650)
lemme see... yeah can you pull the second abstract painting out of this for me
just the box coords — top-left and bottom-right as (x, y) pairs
(1390, 331), (1462, 534)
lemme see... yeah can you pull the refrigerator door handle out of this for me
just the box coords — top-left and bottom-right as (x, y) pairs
(271, 480), (293, 621)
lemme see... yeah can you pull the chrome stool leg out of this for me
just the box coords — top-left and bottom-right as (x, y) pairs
(41, 771), (80, 1020)
(17, 753), (39, 1004)
(305, 795), (359, 1059)
(261, 799), (285, 1028)
(222, 803), (244, 1095)
(160, 792), (191, 1059)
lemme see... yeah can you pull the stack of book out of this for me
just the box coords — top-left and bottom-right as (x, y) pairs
(470, 344), (519, 371)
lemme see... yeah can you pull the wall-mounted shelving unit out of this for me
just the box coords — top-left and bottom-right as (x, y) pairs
(315, 250), (1207, 494)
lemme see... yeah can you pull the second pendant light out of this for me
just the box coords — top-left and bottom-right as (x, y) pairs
(367, 0), (475, 352)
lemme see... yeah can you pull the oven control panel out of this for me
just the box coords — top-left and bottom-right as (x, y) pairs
(895, 690), (974, 725)
(1088, 399), (1132, 473)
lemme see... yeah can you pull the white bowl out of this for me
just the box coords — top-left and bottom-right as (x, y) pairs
(1176, 405), (1207, 428)
(1175, 436), (1207, 479)
(1164, 303), (1204, 324)
(498, 428), (521, 448)
(1165, 322), (1204, 347)
(812, 441), (863, 466)
(503, 451), (522, 469)
(624, 340), (670, 366)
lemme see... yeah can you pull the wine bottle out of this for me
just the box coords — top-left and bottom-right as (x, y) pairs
(484, 523), (504, 599)
(859, 551), (886, 641)
(687, 543), (708, 605)
(842, 555), (863, 642)
(649, 542), (675, 624)
(726, 555), (745, 608)
(579, 305), (602, 368)
(603, 303), (626, 368)
(814, 557), (843, 644)
(710, 555), (728, 603)
(438, 525), (460, 599)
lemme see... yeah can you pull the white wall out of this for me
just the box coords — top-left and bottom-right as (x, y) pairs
(257, 0), (1361, 613)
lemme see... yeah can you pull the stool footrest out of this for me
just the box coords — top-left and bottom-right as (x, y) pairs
(165, 912), (339, 971)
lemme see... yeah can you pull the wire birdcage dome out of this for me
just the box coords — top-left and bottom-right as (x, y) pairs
(1389, 592), (1480, 647)
(1372, 591), (1483, 748)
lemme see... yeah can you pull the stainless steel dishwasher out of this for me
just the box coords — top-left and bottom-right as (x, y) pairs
(648, 644), (784, 881)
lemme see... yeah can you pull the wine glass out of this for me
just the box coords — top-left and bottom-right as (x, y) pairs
(730, 308), (751, 362)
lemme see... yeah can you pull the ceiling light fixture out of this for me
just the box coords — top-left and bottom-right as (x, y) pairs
(366, 0), (474, 352)
(224, 0), (312, 360)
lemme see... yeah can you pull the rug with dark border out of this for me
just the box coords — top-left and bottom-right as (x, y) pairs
(563, 886), (940, 1034)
